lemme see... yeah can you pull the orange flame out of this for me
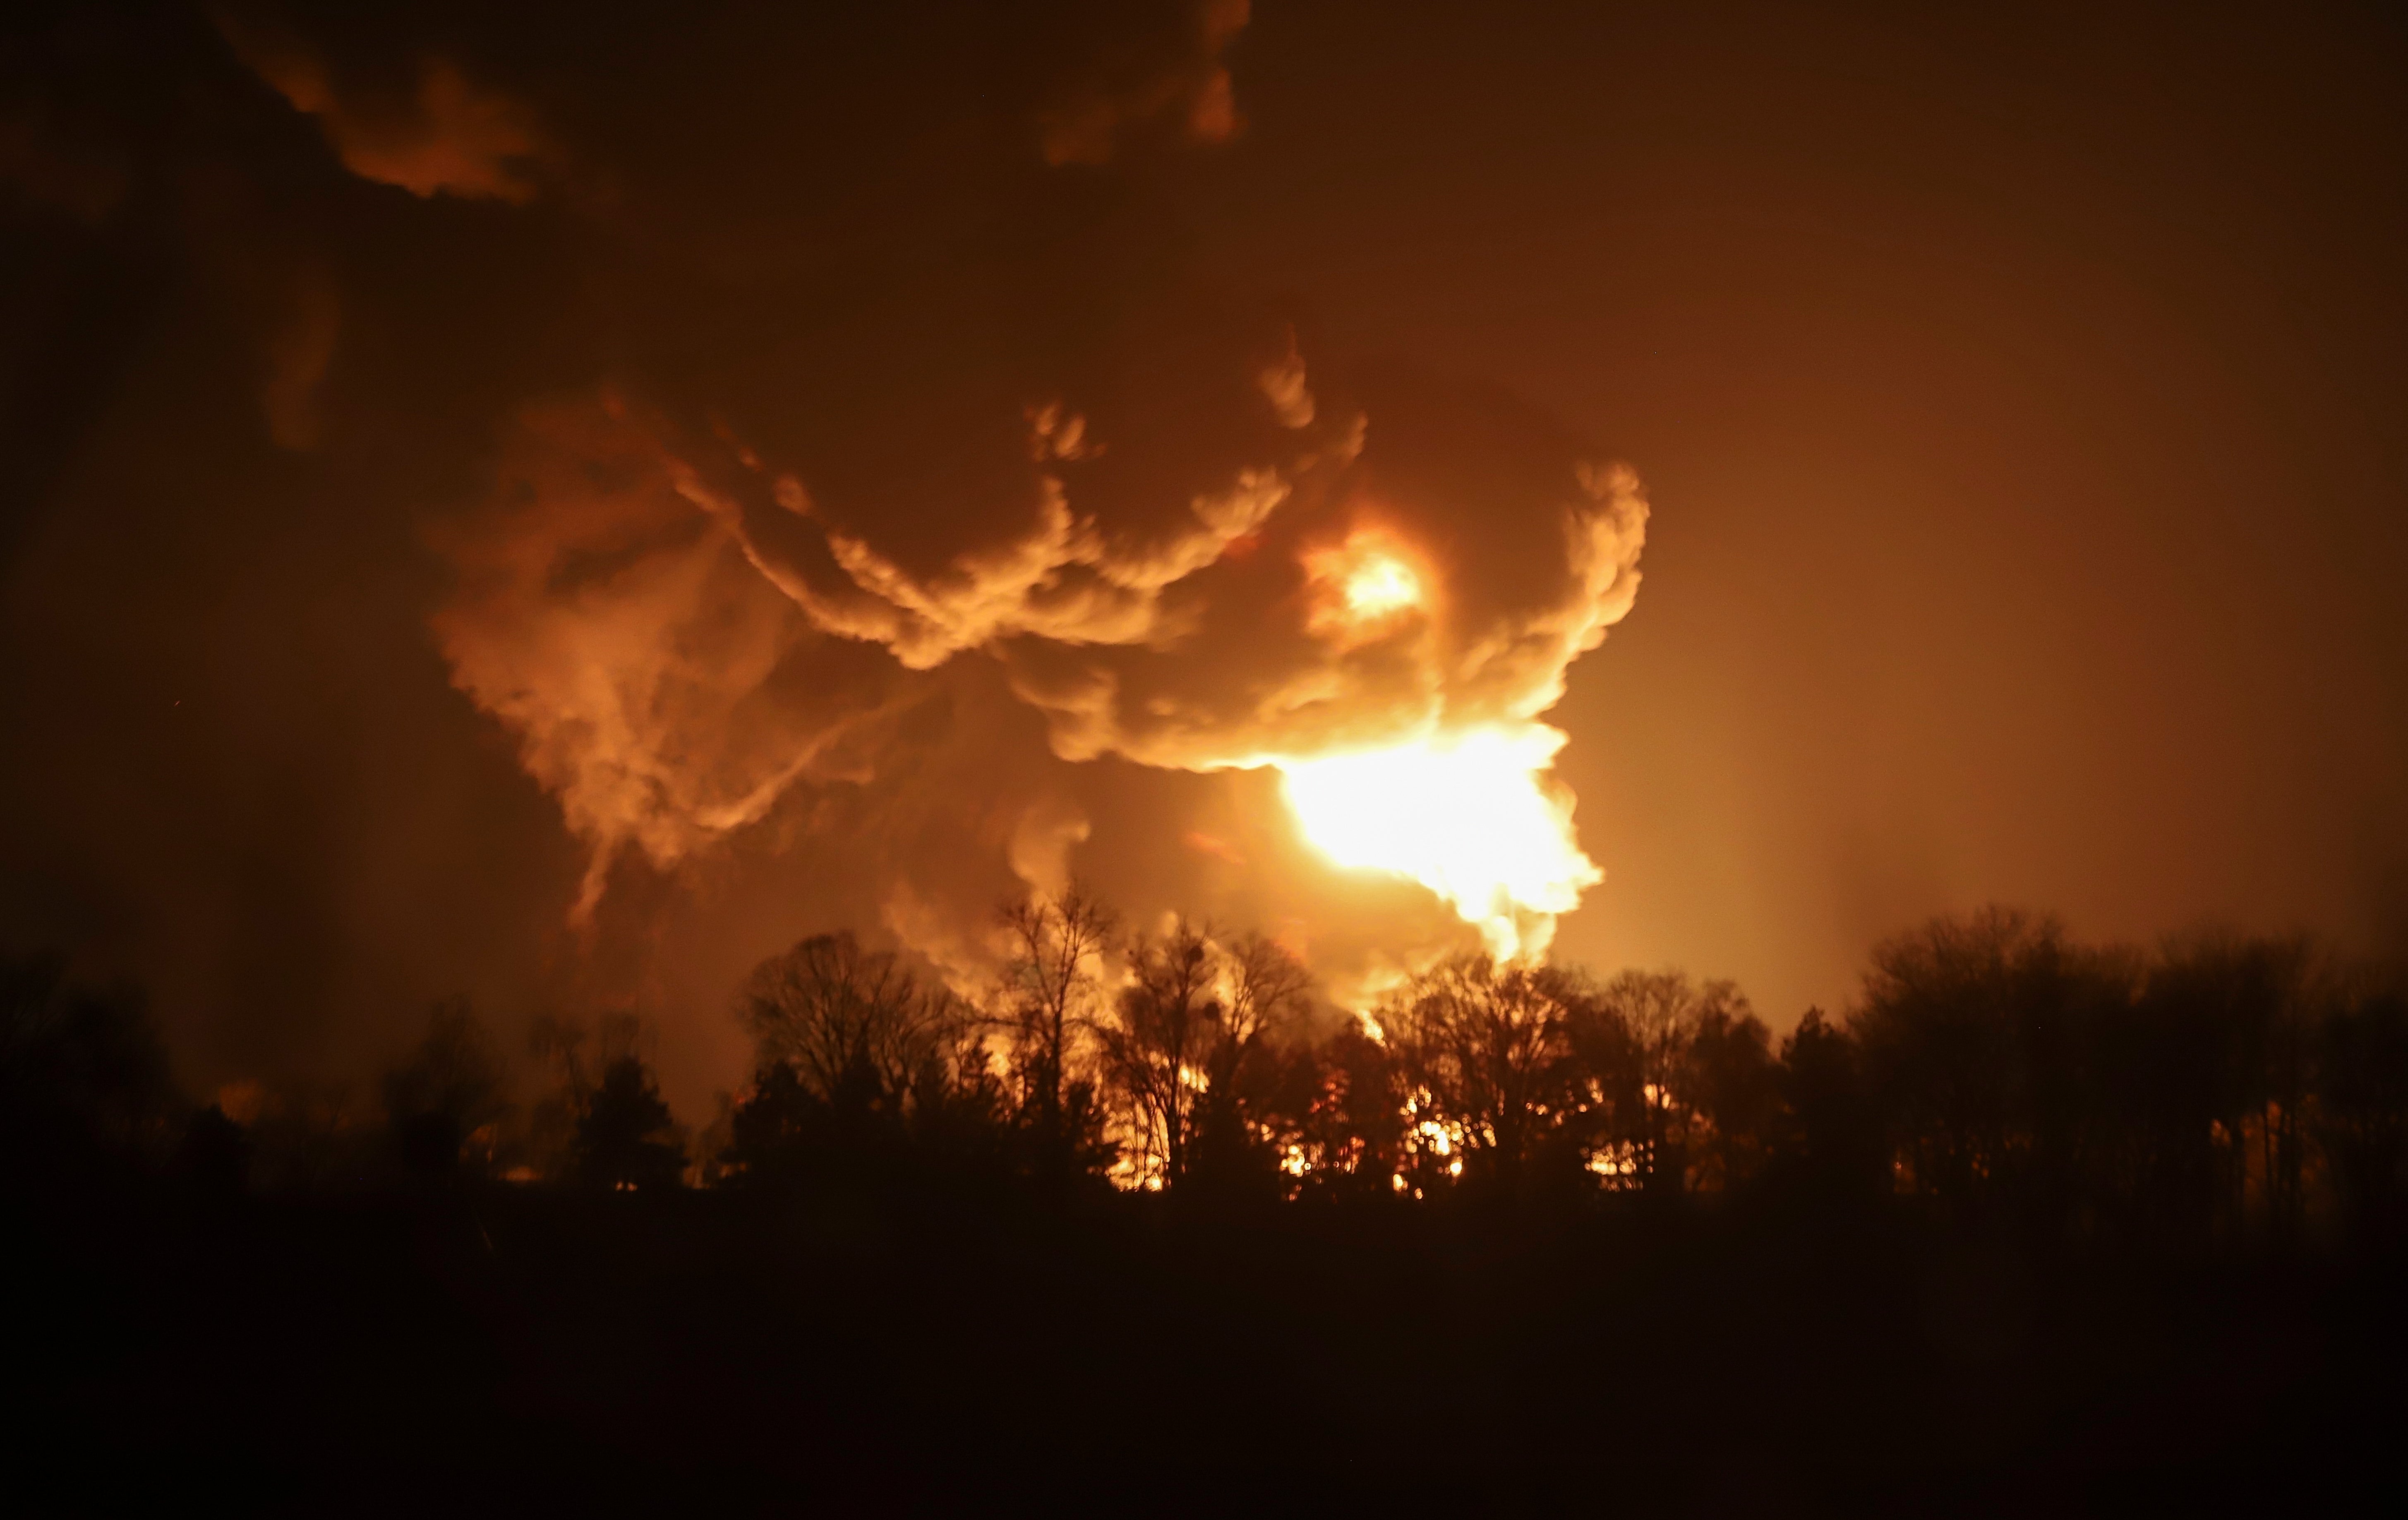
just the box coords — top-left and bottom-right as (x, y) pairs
(1277, 722), (1600, 961)
(1302, 530), (1428, 641)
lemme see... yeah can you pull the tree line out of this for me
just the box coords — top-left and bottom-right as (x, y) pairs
(8, 899), (2406, 1244)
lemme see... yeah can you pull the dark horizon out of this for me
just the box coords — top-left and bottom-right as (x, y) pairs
(12, 888), (2408, 1505)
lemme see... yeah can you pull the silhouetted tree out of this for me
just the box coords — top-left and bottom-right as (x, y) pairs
(241, 1080), (382, 1193)
(1854, 910), (2049, 1210)
(741, 933), (956, 1106)
(690, 1092), (740, 1188)
(574, 1054), (685, 1191)
(2139, 931), (2317, 1239)
(2092, 955), (2226, 1238)
(1771, 1009), (1885, 1196)
(1382, 955), (1576, 1196)
(903, 1012), (1017, 1189)
(1290, 1016), (1404, 1200)
(175, 1103), (253, 1195)
(1856, 910), (2029, 1205)
(1096, 921), (1219, 1190)
(130, 894), (2402, 1257)
(1560, 974), (1645, 1189)
(722, 1059), (821, 1189)
(1685, 994), (1780, 1189)
(727, 932), (987, 1188)
(381, 997), (509, 1182)
(1187, 933), (1314, 1198)
(1851, 908), (2163, 1234)
(1583, 969), (1754, 1193)
(2318, 986), (2408, 1239)
(527, 1013), (604, 1178)
(1, 953), (178, 1184)
(1094, 926), (1314, 1197)
(996, 888), (1117, 1190)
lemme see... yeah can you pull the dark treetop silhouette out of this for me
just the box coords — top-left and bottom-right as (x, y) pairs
(9, 899), (2408, 1506)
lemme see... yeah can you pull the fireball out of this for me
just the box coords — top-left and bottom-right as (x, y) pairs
(1277, 723), (1600, 961)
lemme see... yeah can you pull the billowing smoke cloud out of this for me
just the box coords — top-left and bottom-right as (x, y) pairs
(213, 13), (547, 203)
(256, 0), (1645, 986)
(1, 0), (1641, 1099)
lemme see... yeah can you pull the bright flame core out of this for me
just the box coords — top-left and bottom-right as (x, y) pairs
(1341, 554), (1420, 619)
(1278, 723), (1600, 961)
(1302, 531), (1427, 642)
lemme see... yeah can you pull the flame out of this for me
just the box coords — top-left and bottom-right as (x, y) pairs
(1341, 553), (1419, 618)
(1302, 530), (1428, 641)
(1277, 722), (1600, 960)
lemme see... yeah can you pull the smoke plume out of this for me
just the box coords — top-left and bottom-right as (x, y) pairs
(276, 0), (1648, 981)
(2, 0), (1643, 1100)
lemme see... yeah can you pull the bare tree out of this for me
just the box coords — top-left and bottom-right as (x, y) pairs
(2142, 929), (2318, 1237)
(1381, 954), (1575, 1193)
(1089, 922), (1316, 1192)
(525, 1013), (593, 1180)
(740, 932), (955, 1106)
(1192, 932), (1316, 1192)
(1583, 969), (1755, 1193)
(995, 886), (1118, 1185)
(1218, 933), (1315, 1082)
(1096, 921), (1219, 1189)
(723, 933), (998, 1189)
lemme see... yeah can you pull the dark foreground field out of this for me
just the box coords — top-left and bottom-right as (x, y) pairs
(14, 1182), (2404, 1514)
